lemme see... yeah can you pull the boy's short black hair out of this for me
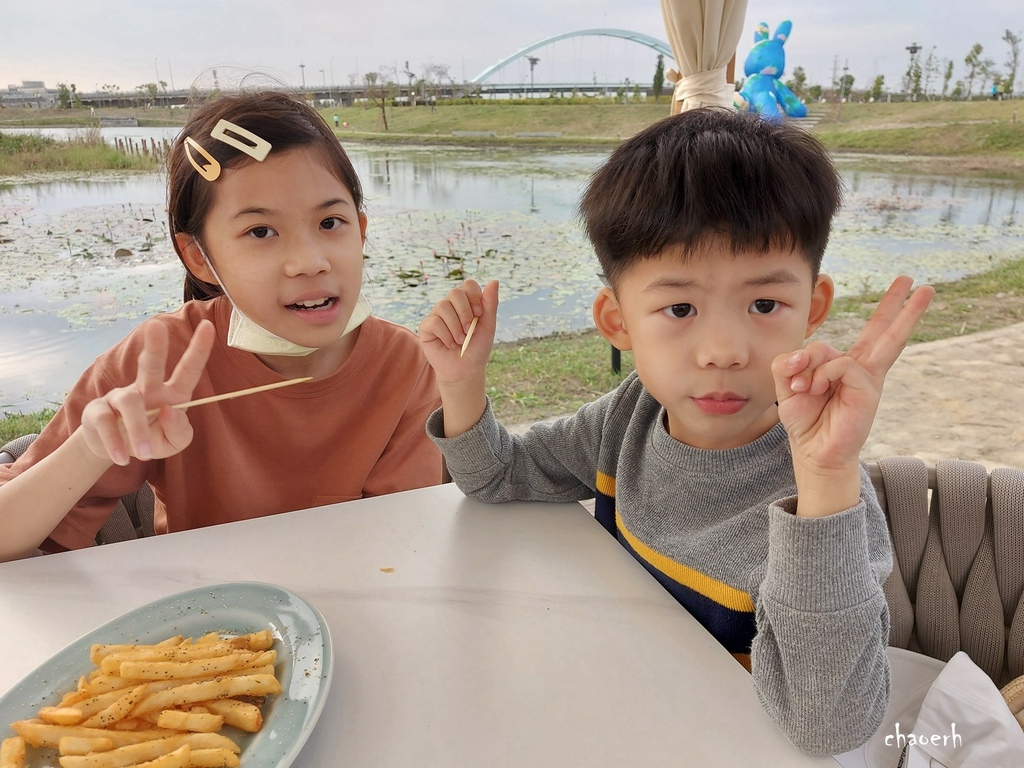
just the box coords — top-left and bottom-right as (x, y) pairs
(578, 107), (842, 287)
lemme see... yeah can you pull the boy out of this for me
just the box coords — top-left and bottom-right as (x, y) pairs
(418, 108), (934, 754)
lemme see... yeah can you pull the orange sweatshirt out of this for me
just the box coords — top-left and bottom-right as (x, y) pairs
(0, 297), (443, 549)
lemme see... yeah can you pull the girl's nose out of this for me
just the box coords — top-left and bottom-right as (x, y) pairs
(284, 239), (331, 276)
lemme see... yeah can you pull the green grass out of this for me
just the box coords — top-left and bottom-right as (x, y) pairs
(0, 131), (161, 174)
(0, 408), (55, 446)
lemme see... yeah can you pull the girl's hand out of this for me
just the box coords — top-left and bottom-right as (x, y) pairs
(418, 279), (499, 384)
(772, 276), (935, 516)
(79, 320), (216, 466)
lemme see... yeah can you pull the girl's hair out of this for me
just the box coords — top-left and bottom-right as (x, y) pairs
(167, 90), (363, 301)
(578, 107), (842, 288)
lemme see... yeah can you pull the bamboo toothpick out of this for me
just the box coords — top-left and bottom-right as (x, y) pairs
(460, 316), (479, 358)
(146, 377), (312, 416)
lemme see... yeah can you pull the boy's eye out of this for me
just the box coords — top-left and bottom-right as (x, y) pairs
(662, 303), (695, 319)
(320, 216), (344, 230)
(751, 299), (779, 314)
(247, 226), (277, 239)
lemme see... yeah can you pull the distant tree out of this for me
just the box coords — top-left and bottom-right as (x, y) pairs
(922, 47), (939, 99)
(963, 43), (985, 99)
(652, 54), (665, 103)
(910, 59), (923, 100)
(869, 75), (885, 101)
(941, 59), (954, 99)
(56, 83), (72, 109)
(839, 73), (855, 100)
(785, 66), (808, 100)
(951, 80), (965, 100)
(70, 84), (82, 109)
(364, 67), (398, 130)
(808, 84), (823, 101)
(1003, 29), (1021, 95)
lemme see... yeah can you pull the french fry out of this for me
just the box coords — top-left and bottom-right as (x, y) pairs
(59, 736), (115, 755)
(154, 711), (223, 733)
(11, 722), (171, 750)
(119, 651), (269, 682)
(132, 675), (281, 718)
(91, 638), (183, 665)
(57, 734), (237, 768)
(114, 743), (190, 768)
(81, 686), (147, 729)
(39, 707), (84, 726)
(0, 737), (26, 768)
(8, 630), (280, 767)
(187, 747), (240, 768)
(198, 700), (262, 734)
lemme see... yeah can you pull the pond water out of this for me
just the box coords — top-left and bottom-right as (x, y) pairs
(1, 130), (1023, 411)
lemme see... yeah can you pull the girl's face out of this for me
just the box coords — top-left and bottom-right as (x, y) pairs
(181, 146), (367, 371)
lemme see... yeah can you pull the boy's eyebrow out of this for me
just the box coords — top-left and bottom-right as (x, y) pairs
(233, 198), (353, 218)
(743, 268), (804, 287)
(641, 268), (804, 293)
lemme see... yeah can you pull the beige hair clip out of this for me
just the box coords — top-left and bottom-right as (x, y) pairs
(184, 119), (273, 181)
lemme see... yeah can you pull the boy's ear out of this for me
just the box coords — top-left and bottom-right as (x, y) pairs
(175, 233), (217, 285)
(805, 274), (835, 338)
(593, 287), (632, 351)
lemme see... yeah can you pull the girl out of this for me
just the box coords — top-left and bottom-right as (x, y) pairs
(0, 90), (443, 561)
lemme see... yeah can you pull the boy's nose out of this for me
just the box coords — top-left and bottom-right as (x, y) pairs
(696, 322), (749, 369)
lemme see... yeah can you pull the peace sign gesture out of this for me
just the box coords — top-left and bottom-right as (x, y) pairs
(80, 319), (216, 466)
(772, 276), (935, 517)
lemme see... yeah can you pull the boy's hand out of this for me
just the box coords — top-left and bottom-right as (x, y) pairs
(772, 276), (935, 517)
(79, 320), (216, 467)
(419, 279), (499, 437)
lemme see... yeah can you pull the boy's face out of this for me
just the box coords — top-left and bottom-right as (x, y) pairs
(594, 239), (833, 450)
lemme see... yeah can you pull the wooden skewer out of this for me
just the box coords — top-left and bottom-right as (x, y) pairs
(460, 316), (479, 358)
(146, 377), (312, 416)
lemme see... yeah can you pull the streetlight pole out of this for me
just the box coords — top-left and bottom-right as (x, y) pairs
(299, 62), (306, 90)
(330, 57), (335, 103)
(526, 56), (540, 99)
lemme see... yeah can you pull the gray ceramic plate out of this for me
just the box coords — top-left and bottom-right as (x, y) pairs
(0, 581), (332, 767)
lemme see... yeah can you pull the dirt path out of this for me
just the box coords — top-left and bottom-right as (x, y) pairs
(863, 322), (1024, 470)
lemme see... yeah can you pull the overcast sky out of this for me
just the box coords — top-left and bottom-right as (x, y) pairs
(2, 1), (1018, 96)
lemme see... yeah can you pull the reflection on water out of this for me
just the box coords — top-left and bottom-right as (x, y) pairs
(1, 140), (1022, 411)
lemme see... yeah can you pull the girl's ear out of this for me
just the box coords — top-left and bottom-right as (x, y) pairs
(593, 287), (633, 351)
(359, 211), (368, 244)
(805, 273), (834, 338)
(175, 233), (217, 285)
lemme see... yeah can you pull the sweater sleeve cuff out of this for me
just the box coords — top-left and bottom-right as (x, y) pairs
(763, 497), (879, 612)
(425, 399), (504, 476)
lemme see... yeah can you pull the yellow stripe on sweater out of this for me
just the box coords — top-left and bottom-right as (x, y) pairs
(616, 511), (755, 613)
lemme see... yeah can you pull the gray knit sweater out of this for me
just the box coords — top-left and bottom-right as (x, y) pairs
(426, 371), (892, 755)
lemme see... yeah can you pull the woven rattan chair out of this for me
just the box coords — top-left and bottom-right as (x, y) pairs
(866, 456), (1024, 689)
(1, 434), (155, 554)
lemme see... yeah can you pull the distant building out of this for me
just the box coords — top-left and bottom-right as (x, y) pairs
(1, 81), (57, 108)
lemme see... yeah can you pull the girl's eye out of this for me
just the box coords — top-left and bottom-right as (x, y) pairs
(247, 226), (277, 239)
(752, 299), (779, 315)
(662, 303), (695, 319)
(320, 216), (344, 230)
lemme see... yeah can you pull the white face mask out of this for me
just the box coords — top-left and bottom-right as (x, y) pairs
(199, 246), (372, 357)
(225, 294), (371, 356)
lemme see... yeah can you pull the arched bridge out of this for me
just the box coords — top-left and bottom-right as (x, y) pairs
(470, 28), (675, 84)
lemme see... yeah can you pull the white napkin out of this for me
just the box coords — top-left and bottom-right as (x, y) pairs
(833, 647), (946, 768)
(901, 651), (1024, 767)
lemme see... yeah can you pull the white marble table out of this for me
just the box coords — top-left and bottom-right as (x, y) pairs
(0, 483), (836, 766)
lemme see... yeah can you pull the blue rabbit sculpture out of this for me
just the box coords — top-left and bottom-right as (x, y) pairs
(736, 20), (807, 122)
